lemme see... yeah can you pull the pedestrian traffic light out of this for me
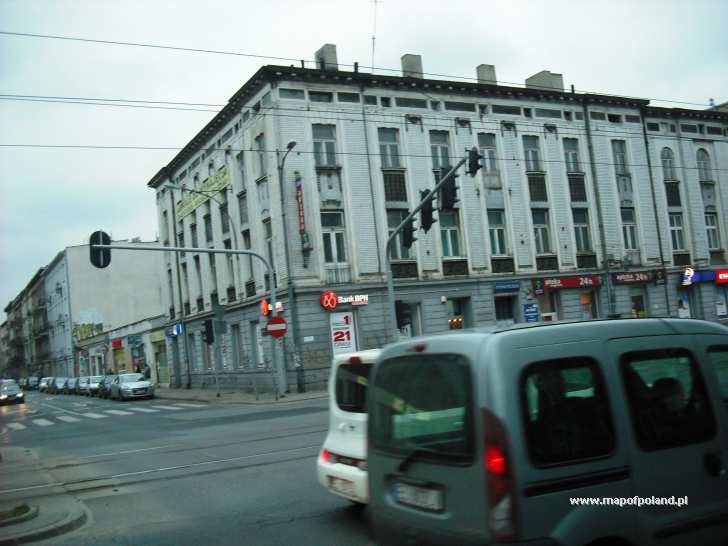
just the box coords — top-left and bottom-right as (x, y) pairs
(419, 190), (436, 233)
(402, 217), (417, 249)
(89, 230), (111, 269)
(202, 319), (215, 345)
(467, 146), (484, 176)
(439, 167), (459, 209)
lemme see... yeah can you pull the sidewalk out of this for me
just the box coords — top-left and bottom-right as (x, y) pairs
(154, 386), (328, 405)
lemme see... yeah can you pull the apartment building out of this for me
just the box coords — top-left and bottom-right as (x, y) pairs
(148, 44), (728, 391)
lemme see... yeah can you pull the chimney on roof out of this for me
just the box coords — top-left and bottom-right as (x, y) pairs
(314, 44), (338, 71)
(476, 64), (497, 85)
(525, 70), (564, 92)
(401, 54), (423, 79)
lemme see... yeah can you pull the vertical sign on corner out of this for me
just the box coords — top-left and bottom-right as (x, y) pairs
(330, 311), (357, 355)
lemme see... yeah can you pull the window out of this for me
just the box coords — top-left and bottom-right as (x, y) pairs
(208, 253), (218, 294)
(625, 115), (641, 123)
(477, 133), (498, 173)
(430, 131), (450, 169)
(669, 213), (685, 251)
(528, 174), (548, 202)
(220, 202), (230, 233)
(563, 138), (581, 173)
(612, 140), (629, 175)
(254, 134), (267, 177)
(313, 124), (337, 166)
(190, 223), (198, 247)
(238, 193), (248, 225)
(395, 97), (427, 109)
(178, 231), (185, 256)
(607, 114), (622, 123)
(440, 211), (462, 258)
(383, 171), (407, 202)
(231, 324), (242, 368)
(388, 210), (411, 260)
(535, 108), (562, 119)
(279, 88), (305, 100)
(364, 95), (377, 105)
(590, 111), (606, 120)
(523, 136), (542, 172)
(708, 347), (728, 401)
(337, 92), (360, 103)
(532, 209), (551, 254)
(188, 333), (197, 370)
(495, 296), (515, 321)
(621, 349), (715, 451)
(706, 213), (721, 250)
(568, 174), (587, 202)
(573, 209), (592, 252)
(522, 358), (614, 465)
(647, 122), (660, 132)
(621, 208), (637, 250)
(378, 128), (401, 168)
(681, 124), (698, 133)
(261, 91), (271, 107)
(661, 147), (676, 180)
(193, 256), (202, 298)
(181, 263), (190, 303)
(242, 230), (253, 280)
(444, 101), (476, 112)
(321, 212), (347, 264)
(370, 354), (474, 463)
(257, 179), (270, 211)
(336, 363), (372, 413)
(574, 111), (584, 120)
(309, 91), (333, 103)
(491, 104), (521, 115)
(161, 211), (169, 243)
(203, 214), (212, 243)
(665, 182), (681, 207)
(697, 149), (712, 181)
(488, 210), (508, 255)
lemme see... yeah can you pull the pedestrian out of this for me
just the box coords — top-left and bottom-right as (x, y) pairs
(143, 364), (151, 380)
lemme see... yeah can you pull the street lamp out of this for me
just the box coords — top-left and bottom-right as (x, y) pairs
(276, 141), (305, 393)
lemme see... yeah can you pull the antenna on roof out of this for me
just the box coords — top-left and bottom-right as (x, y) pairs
(370, 0), (382, 75)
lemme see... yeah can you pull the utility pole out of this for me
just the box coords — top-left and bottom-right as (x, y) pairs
(167, 188), (188, 388)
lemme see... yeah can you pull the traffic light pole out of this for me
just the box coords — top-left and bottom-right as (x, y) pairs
(91, 243), (287, 397)
(384, 156), (468, 341)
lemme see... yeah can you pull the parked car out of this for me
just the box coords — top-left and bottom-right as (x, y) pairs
(0, 382), (25, 405)
(367, 319), (728, 546)
(38, 377), (52, 393)
(49, 377), (67, 394)
(18, 378), (27, 389)
(63, 377), (77, 394)
(76, 377), (90, 395)
(110, 373), (155, 401)
(26, 377), (39, 390)
(86, 375), (103, 396)
(98, 375), (117, 399)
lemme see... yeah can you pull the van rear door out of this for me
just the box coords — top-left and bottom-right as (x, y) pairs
(610, 335), (728, 545)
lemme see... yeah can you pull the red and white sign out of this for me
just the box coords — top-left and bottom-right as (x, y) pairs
(320, 291), (338, 311)
(716, 270), (728, 285)
(612, 271), (650, 285)
(266, 316), (287, 338)
(320, 290), (369, 311)
(111, 338), (122, 349)
(543, 275), (601, 290)
(296, 183), (306, 234)
(330, 311), (356, 355)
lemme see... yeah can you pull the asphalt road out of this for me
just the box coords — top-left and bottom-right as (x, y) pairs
(0, 391), (374, 546)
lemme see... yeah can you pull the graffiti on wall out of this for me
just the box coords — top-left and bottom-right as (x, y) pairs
(73, 323), (104, 342)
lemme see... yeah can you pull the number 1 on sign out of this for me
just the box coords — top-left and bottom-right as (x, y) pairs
(343, 315), (351, 325)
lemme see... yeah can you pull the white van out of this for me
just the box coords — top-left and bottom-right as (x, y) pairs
(317, 349), (380, 504)
(367, 319), (728, 546)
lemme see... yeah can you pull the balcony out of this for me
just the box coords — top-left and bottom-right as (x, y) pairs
(491, 257), (515, 273)
(245, 280), (256, 299)
(443, 259), (469, 277)
(577, 254), (598, 269)
(672, 252), (691, 266)
(536, 255), (559, 271)
(391, 262), (418, 279)
(325, 265), (352, 285)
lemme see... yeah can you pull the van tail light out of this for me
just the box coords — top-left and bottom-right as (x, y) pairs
(483, 409), (518, 541)
(321, 449), (331, 462)
(349, 356), (362, 365)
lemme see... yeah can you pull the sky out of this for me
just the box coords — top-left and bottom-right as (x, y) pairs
(1, 0), (727, 319)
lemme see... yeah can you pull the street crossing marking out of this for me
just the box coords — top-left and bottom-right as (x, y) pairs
(7, 423), (26, 430)
(125, 407), (159, 413)
(172, 403), (206, 408)
(151, 405), (183, 411)
(57, 416), (81, 423)
(32, 419), (54, 427)
(104, 410), (133, 416)
(82, 412), (108, 419)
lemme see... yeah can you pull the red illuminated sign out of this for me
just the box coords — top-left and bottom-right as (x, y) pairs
(612, 271), (650, 285)
(717, 270), (728, 285)
(542, 275), (601, 290)
(260, 299), (270, 316)
(320, 290), (338, 311)
(111, 338), (122, 349)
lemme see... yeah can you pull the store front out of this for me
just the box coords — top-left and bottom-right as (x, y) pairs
(612, 271), (651, 318)
(533, 274), (602, 321)
(493, 281), (520, 327)
(716, 270), (728, 322)
(150, 329), (168, 385)
(111, 338), (126, 373)
(320, 290), (369, 353)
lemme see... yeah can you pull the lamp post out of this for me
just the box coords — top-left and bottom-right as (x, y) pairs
(276, 141), (305, 393)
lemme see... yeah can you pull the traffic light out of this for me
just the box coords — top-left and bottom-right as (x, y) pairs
(202, 319), (215, 345)
(402, 217), (417, 249)
(89, 230), (111, 269)
(419, 190), (436, 233)
(439, 167), (459, 209)
(467, 146), (484, 176)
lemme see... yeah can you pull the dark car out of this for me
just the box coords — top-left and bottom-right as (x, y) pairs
(49, 377), (67, 394)
(26, 377), (39, 390)
(64, 378), (78, 394)
(0, 383), (25, 405)
(98, 375), (117, 399)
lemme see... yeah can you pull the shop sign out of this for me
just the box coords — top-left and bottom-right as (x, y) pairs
(494, 280), (521, 294)
(330, 311), (357, 355)
(128, 335), (143, 347)
(523, 303), (539, 323)
(319, 291), (369, 311)
(111, 338), (122, 349)
(716, 270), (728, 285)
(612, 271), (650, 285)
(535, 275), (601, 293)
(680, 268), (715, 286)
(176, 165), (230, 219)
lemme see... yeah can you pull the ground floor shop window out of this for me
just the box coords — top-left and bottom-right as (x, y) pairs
(537, 292), (559, 321)
(396, 301), (422, 337)
(629, 287), (648, 318)
(447, 298), (470, 330)
(580, 290), (599, 320)
(677, 290), (692, 318)
(716, 287), (727, 318)
(495, 295), (517, 326)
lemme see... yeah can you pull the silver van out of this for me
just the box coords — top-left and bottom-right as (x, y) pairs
(367, 319), (728, 546)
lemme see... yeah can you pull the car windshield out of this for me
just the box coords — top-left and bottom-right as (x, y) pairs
(1, 384), (20, 394)
(55, 378), (67, 384)
(91, 376), (103, 382)
(120, 374), (145, 383)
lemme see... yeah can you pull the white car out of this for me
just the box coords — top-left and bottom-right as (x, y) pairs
(317, 349), (380, 505)
(110, 373), (155, 400)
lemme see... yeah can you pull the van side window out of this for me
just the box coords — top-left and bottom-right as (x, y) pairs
(621, 349), (716, 451)
(707, 346), (728, 405)
(336, 363), (372, 413)
(521, 358), (614, 466)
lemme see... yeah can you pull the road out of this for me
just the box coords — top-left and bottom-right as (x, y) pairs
(0, 391), (373, 546)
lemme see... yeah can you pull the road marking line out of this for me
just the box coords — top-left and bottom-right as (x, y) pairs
(151, 405), (183, 411)
(104, 410), (133, 416)
(7, 423), (27, 430)
(172, 403), (206, 408)
(82, 412), (108, 419)
(125, 407), (159, 413)
(56, 415), (81, 423)
(32, 419), (55, 427)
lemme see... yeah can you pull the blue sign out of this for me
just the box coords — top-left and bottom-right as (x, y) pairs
(495, 280), (521, 294)
(523, 303), (539, 323)
(165, 323), (185, 338)
(680, 269), (715, 286)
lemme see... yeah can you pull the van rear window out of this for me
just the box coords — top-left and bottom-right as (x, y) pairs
(370, 354), (474, 462)
(336, 363), (372, 413)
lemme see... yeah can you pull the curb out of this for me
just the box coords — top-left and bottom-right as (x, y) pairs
(0, 504), (39, 528)
(0, 500), (88, 546)
(155, 392), (328, 405)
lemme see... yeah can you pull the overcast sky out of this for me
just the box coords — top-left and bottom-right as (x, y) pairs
(1, 0), (727, 319)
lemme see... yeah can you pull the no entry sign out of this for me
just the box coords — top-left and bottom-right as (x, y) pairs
(266, 316), (287, 338)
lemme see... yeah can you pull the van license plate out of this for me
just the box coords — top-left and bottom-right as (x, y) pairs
(395, 483), (443, 511)
(329, 477), (355, 497)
